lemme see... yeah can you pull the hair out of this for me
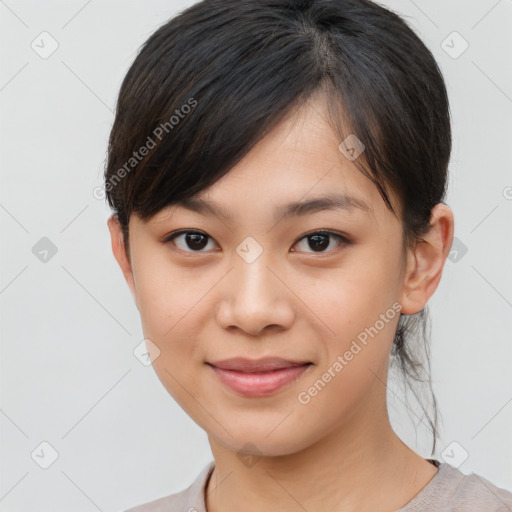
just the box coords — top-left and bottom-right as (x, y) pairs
(104, 0), (451, 456)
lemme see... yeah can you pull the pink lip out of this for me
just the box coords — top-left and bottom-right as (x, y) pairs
(207, 358), (313, 397)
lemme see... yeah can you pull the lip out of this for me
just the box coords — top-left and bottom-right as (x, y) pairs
(207, 357), (313, 397)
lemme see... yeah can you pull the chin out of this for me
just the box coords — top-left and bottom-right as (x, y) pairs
(209, 424), (315, 459)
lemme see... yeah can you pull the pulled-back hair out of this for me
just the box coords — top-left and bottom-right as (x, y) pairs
(105, 0), (451, 455)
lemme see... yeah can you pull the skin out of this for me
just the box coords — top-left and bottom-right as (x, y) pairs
(108, 93), (454, 512)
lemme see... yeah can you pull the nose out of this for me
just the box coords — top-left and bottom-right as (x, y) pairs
(216, 255), (296, 336)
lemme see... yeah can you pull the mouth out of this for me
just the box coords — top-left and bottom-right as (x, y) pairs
(206, 357), (313, 397)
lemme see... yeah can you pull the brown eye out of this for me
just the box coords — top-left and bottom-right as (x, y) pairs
(292, 231), (350, 254)
(165, 230), (217, 252)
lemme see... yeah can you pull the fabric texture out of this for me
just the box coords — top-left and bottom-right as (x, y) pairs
(123, 459), (512, 511)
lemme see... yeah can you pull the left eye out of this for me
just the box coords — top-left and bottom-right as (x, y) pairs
(292, 231), (350, 254)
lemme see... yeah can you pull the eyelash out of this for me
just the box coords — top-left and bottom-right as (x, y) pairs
(163, 229), (351, 255)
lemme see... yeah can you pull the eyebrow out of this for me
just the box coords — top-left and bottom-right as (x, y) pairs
(174, 193), (373, 223)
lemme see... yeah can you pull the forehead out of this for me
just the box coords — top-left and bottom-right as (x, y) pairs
(147, 95), (399, 228)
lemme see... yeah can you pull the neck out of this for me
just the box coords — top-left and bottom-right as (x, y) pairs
(205, 391), (437, 512)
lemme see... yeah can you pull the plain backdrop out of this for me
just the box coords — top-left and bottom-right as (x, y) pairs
(0, 1), (511, 510)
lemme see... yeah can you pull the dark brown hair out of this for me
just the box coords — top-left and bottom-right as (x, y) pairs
(104, 0), (451, 455)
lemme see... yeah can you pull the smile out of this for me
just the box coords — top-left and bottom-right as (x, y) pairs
(206, 361), (313, 397)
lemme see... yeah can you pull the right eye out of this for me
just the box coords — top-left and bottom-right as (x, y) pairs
(163, 230), (219, 253)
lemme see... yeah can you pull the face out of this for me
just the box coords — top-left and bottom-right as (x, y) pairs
(109, 94), (449, 458)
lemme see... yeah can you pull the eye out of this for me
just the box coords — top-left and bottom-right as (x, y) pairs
(163, 229), (351, 255)
(164, 230), (218, 253)
(291, 230), (350, 254)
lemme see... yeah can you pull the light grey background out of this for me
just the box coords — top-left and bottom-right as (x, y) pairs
(0, 1), (511, 510)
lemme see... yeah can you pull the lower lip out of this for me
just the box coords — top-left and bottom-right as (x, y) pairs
(208, 364), (312, 397)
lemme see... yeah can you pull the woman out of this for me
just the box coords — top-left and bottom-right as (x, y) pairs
(104, 0), (512, 510)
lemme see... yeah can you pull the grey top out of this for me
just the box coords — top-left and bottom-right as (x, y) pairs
(124, 459), (512, 511)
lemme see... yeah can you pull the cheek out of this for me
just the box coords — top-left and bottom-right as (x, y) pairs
(297, 301), (400, 428)
(134, 263), (208, 409)
(306, 251), (402, 380)
(132, 248), (205, 337)
(130, 250), (214, 379)
(312, 258), (399, 333)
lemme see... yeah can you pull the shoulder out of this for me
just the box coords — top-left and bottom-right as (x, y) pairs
(122, 461), (214, 512)
(401, 461), (512, 511)
(444, 464), (512, 511)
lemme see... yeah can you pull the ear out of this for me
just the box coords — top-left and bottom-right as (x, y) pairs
(107, 215), (137, 301)
(400, 203), (454, 315)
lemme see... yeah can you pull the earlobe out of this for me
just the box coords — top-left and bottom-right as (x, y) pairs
(400, 203), (454, 315)
(107, 215), (137, 300)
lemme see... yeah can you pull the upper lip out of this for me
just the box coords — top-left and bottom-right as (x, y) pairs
(207, 357), (312, 373)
